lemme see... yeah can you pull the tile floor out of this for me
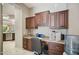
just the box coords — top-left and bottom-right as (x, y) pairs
(3, 41), (34, 55)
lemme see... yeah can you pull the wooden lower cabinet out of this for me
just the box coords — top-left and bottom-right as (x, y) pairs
(48, 42), (64, 55)
(23, 38), (64, 55)
(23, 38), (32, 51)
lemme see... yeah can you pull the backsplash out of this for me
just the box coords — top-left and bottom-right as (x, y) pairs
(34, 26), (51, 37)
(25, 26), (68, 38)
(51, 29), (68, 35)
(50, 29), (68, 40)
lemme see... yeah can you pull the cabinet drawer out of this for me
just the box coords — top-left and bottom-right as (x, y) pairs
(48, 47), (64, 52)
(48, 42), (64, 55)
(48, 42), (64, 49)
(48, 50), (63, 55)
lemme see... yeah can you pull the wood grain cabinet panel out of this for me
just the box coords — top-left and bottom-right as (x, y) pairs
(26, 17), (30, 29)
(35, 13), (42, 26)
(58, 10), (68, 28)
(48, 42), (64, 55)
(23, 38), (28, 49)
(50, 10), (68, 29)
(23, 38), (32, 51)
(27, 39), (32, 51)
(26, 16), (37, 29)
(35, 11), (50, 26)
(50, 13), (56, 27)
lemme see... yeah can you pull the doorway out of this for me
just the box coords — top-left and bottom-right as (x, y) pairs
(2, 3), (16, 54)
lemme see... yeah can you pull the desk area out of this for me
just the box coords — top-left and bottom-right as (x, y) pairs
(23, 36), (64, 55)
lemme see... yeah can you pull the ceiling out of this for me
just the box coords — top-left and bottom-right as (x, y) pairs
(24, 3), (55, 8)
(24, 3), (36, 8)
(3, 3), (15, 16)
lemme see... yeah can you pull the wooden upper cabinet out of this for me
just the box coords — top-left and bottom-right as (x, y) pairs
(26, 17), (30, 29)
(29, 17), (35, 28)
(58, 10), (68, 28)
(26, 10), (68, 29)
(50, 10), (68, 29)
(64, 10), (68, 28)
(35, 13), (42, 26)
(50, 13), (56, 28)
(35, 11), (50, 26)
(26, 16), (37, 29)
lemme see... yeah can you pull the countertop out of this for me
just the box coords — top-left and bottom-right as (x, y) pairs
(23, 36), (64, 44)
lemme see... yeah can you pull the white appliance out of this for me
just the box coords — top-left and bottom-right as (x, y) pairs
(55, 32), (61, 41)
(50, 29), (61, 41)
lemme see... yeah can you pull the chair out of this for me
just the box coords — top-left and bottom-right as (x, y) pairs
(31, 38), (48, 55)
(31, 38), (42, 55)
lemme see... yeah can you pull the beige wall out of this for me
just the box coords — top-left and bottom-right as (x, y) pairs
(68, 3), (79, 35)
(0, 4), (3, 54)
(3, 3), (15, 16)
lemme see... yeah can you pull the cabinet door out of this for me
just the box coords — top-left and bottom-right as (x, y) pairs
(50, 13), (56, 28)
(48, 42), (64, 55)
(23, 38), (28, 49)
(23, 38), (32, 51)
(59, 10), (68, 28)
(35, 13), (42, 26)
(59, 11), (65, 27)
(35, 11), (50, 26)
(26, 18), (30, 29)
(34, 16), (38, 28)
(30, 17), (35, 28)
(41, 11), (50, 26)
(27, 39), (32, 51)
(26, 17), (36, 29)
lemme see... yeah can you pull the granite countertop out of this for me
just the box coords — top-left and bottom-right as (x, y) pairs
(24, 36), (32, 39)
(23, 35), (34, 39)
(41, 39), (64, 44)
(23, 36), (64, 44)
